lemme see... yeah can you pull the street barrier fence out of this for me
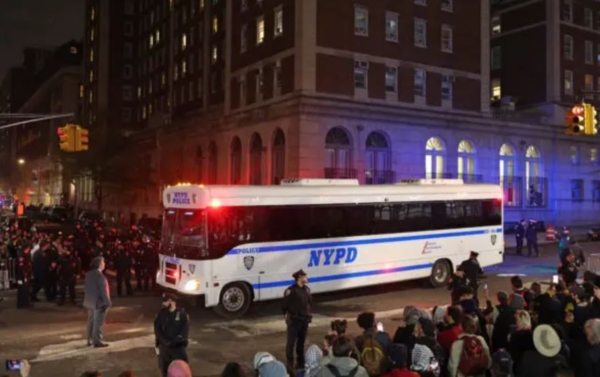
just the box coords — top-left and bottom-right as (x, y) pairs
(0, 258), (16, 290)
(587, 254), (600, 275)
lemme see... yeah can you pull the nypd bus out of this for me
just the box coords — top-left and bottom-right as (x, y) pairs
(157, 179), (503, 317)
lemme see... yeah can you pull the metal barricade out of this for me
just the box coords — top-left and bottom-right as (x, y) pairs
(0, 258), (16, 290)
(586, 254), (600, 275)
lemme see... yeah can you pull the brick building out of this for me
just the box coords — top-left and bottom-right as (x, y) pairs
(80, 0), (600, 226)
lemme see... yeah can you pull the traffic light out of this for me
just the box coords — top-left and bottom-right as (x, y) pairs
(75, 126), (89, 151)
(57, 125), (76, 151)
(585, 104), (598, 135)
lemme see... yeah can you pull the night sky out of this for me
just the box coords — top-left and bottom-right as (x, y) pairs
(0, 0), (83, 78)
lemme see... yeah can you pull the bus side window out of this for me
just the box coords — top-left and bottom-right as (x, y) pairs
(482, 199), (502, 225)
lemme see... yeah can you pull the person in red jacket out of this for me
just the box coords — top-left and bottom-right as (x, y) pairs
(437, 306), (463, 355)
(383, 344), (419, 377)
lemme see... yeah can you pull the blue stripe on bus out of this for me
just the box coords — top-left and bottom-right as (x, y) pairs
(251, 262), (434, 290)
(230, 227), (503, 255)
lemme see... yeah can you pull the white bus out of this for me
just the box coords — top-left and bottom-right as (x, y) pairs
(157, 179), (504, 317)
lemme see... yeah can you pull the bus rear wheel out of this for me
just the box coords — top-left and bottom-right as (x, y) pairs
(214, 282), (252, 318)
(429, 260), (451, 288)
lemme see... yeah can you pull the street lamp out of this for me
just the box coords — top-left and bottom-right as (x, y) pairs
(17, 159), (25, 165)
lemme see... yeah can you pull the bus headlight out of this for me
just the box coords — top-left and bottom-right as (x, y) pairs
(183, 279), (201, 292)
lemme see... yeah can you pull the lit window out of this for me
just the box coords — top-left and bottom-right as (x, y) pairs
(142, 105), (147, 119)
(586, 40), (594, 64)
(89, 70), (94, 83)
(441, 25), (453, 53)
(181, 34), (187, 50)
(150, 35), (154, 48)
(441, 75), (453, 100)
(79, 85), (84, 99)
(90, 28), (95, 42)
(257, 16), (265, 44)
(156, 30), (161, 44)
(385, 67), (397, 93)
(414, 18), (427, 47)
(91, 7), (96, 21)
(562, 1), (573, 22)
(491, 78), (501, 98)
(137, 86), (142, 98)
(182, 61), (187, 76)
(274, 6), (283, 37)
(564, 35), (573, 60)
(441, 0), (452, 12)
(491, 46), (501, 70)
(89, 90), (94, 103)
(212, 45), (218, 63)
(212, 16), (218, 34)
(414, 69), (426, 97)
(162, 73), (166, 86)
(591, 148), (598, 164)
(354, 6), (368, 36)
(149, 79), (153, 94)
(89, 49), (94, 62)
(385, 12), (398, 42)
(585, 8), (594, 28)
(491, 15), (501, 35)
(354, 61), (368, 89)
(174, 65), (179, 80)
(241, 24), (248, 53)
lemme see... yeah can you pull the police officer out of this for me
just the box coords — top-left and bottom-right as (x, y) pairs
(114, 244), (133, 296)
(140, 238), (157, 291)
(45, 238), (59, 302)
(16, 245), (32, 309)
(526, 220), (539, 258)
(154, 294), (189, 377)
(132, 241), (143, 291)
(515, 219), (525, 256)
(459, 251), (484, 305)
(282, 269), (312, 369)
(448, 266), (470, 305)
(558, 250), (578, 287)
(56, 242), (79, 305)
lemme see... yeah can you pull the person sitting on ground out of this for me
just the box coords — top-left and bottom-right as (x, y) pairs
(298, 344), (323, 377)
(254, 352), (288, 377)
(331, 319), (348, 336)
(221, 362), (247, 377)
(411, 318), (443, 377)
(437, 305), (463, 355)
(383, 344), (419, 377)
(322, 334), (337, 366)
(317, 335), (369, 377)
(355, 311), (392, 354)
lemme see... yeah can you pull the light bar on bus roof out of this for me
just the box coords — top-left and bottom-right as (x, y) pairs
(398, 179), (465, 185)
(280, 178), (360, 186)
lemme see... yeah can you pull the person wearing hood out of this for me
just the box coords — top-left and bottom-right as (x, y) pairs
(297, 345), (323, 377)
(393, 306), (420, 367)
(383, 344), (419, 377)
(317, 336), (368, 377)
(411, 317), (444, 376)
(254, 352), (289, 377)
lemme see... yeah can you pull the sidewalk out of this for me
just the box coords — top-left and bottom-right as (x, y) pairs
(503, 226), (591, 248)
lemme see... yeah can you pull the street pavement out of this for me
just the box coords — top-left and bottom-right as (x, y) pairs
(0, 242), (598, 377)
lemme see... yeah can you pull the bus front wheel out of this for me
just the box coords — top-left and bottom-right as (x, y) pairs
(429, 260), (451, 288)
(215, 282), (252, 318)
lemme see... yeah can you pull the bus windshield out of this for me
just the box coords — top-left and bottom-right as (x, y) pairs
(161, 209), (208, 259)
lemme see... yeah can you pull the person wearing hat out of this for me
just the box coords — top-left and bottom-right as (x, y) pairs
(518, 324), (567, 377)
(459, 251), (484, 305)
(154, 294), (190, 377)
(282, 269), (312, 369)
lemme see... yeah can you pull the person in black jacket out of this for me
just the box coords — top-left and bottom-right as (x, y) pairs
(114, 245), (133, 296)
(459, 251), (484, 305)
(490, 291), (516, 352)
(154, 294), (189, 377)
(515, 219), (525, 256)
(558, 251), (578, 287)
(282, 269), (312, 369)
(447, 267), (469, 305)
(56, 242), (79, 306)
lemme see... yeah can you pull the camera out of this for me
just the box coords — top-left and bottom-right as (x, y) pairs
(6, 360), (22, 371)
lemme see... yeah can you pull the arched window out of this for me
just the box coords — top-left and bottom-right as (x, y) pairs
(249, 133), (263, 185)
(271, 128), (285, 185)
(325, 127), (354, 178)
(208, 141), (218, 184)
(195, 146), (203, 182)
(457, 140), (476, 182)
(230, 137), (242, 184)
(425, 137), (446, 179)
(365, 131), (392, 184)
(525, 145), (543, 206)
(499, 143), (517, 206)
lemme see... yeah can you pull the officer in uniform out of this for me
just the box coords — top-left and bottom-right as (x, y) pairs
(140, 237), (157, 291)
(132, 241), (143, 291)
(459, 251), (484, 305)
(56, 242), (80, 305)
(448, 266), (470, 305)
(282, 269), (312, 369)
(515, 219), (525, 256)
(154, 294), (189, 377)
(16, 245), (32, 309)
(114, 244), (133, 296)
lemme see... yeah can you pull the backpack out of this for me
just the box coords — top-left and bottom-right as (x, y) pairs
(360, 336), (385, 376)
(457, 335), (489, 376)
(326, 365), (359, 377)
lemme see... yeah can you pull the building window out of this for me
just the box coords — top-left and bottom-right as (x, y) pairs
(274, 62), (282, 93)
(123, 86), (133, 100)
(241, 0), (248, 12)
(239, 77), (246, 105)
(365, 132), (392, 184)
(491, 78), (501, 99)
(249, 133), (263, 185)
(385, 12), (399, 42)
(89, 49), (94, 62)
(491, 15), (501, 35)
(124, 43), (133, 58)
(441, 0), (453, 12)
(212, 45), (218, 63)
(571, 179), (584, 202)
(564, 35), (573, 60)
(354, 5), (368, 36)
(122, 108), (132, 122)
(90, 28), (95, 42)
(271, 128), (286, 185)
(425, 137), (445, 179)
(274, 6), (283, 37)
(457, 140), (476, 181)
(586, 8), (594, 28)
(89, 70), (94, 83)
(570, 146), (580, 165)
(325, 127), (354, 178)
(441, 25), (453, 53)
(257, 69), (264, 97)
(441, 75), (452, 100)
(354, 61), (368, 89)
(593, 181), (600, 202)
(385, 67), (397, 93)
(123, 65), (133, 79)
(182, 34), (187, 50)
(592, 148), (599, 165)
(525, 146), (542, 205)
(256, 16), (265, 44)
(230, 137), (242, 184)
(414, 18), (427, 47)
(491, 46), (501, 70)
(124, 22), (133, 36)
(585, 74), (594, 98)
(212, 16), (218, 34)
(565, 70), (573, 96)
(586, 40), (594, 64)
(414, 69), (426, 97)
(240, 24), (248, 53)
(563, 1), (573, 22)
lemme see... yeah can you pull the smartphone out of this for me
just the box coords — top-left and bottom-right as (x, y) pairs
(6, 360), (22, 371)
(552, 275), (559, 284)
(376, 321), (384, 332)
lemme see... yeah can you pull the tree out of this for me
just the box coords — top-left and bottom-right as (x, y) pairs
(64, 129), (156, 211)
